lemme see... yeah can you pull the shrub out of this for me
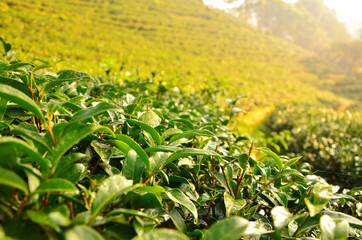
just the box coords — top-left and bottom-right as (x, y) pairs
(0, 50), (361, 238)
(263, 103), (362, 188)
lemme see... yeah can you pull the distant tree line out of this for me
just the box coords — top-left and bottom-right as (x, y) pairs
(224, 0), (362, 76)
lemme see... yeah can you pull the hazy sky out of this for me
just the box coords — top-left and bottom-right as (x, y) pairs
(203, 0), (362, 38)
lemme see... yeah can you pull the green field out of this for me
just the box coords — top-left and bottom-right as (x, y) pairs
(1, 0), (356, 109)
(0, 0), (362, 238)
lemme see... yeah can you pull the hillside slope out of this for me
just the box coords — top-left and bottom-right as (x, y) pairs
(0, 0), (347, 108)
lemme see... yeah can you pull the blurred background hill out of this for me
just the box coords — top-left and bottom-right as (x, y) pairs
(1, 0), (361, 110)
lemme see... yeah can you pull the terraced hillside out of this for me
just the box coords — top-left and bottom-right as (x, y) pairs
(0, 0), (348, 108)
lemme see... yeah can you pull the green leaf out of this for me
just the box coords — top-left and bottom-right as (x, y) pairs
(281, 169), (304, 180)
(165, 148), (220, 166)
(91, 140), (112, 164)
(0, 137), (51, 176)
(350, 186), (362, 193)
(71, 102), (120, 123)
(57, 164), (86, 183)
(323, 211), (362, 230)
(0, 83), (46, 123)
(170, 119), (195, 129)
(139, 111), (161, 128)
(145, 145), (181, 153)
(169, 208), (187, 233)
(33, 64), (53, 72)
(116, 134), (150, 172)
(243, 221), (273, 236)
(53, 153), (89, 177)
(106, 208), (159, 223)
(91, 175), (137, 223)
(107, 140), (131, 154)
(258, 147), (283, 170)
(128, 119), (162, 145)
(284, 156), (302, 168)
(238, 154), (249, 168)
(9, 125), (52, 152)
(169, 129), (214, 143)
(27, 210), (60, 231)
(8, 62), (32, 71)
(41, 70), (93, 97)
(53, 124), (114, 170)
(334, 220), (349, 240)
(0, 97), (7, 121)
(224, 192), (246, 217)
(213, 172), (229, 192)
(132, 229), (188, 240)
(0, 167), (29, 195)
(202, 216), (248, 240)
(271, 206), (294, 230)
(0, 61), (9, 74)
(149, 152), (170, 172)
(123, 150), (145, 183)
(33, 178), (78, 195)
(306, 183), (333, 217)
(162, 128), (183, 140)
(0, 76), (31, 96)
(165, 187), (198, 222)
(65, 225), (104, 240)
(0, 37), (12, 53)
(320, 215), (335, 240)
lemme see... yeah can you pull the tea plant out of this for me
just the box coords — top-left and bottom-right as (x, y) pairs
(263, 103), (362, 188)
(0, 43), (361, 239)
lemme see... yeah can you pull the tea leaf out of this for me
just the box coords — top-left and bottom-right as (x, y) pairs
(258, 147), (283, 170)
(139, 111), (161, 128)
(132, 229), (188, 240)
(169, 129), (215, 143)
(106, 208), (159, 224)
(91, 175), (138, 222)
(165, 187), (198, 222)
(0, 167), (29, 195)
(284, 156), (302, 168)
(0, 83), (46, 123)
(41, 70), (93, 96)
(116, 134), (150, 171)
(71, 102), (120, 123)
(123, 150), (145, 183)
(165, 148), (220, 166)
(0, 137), (51, 176)
(202, 216), (248, 240)
(65, 225), (104, 240)
(320, 215), (335, 240)
(33, 178), (78, 195)
(9, 125), (52, 152)
(53, 124), (114, 169)
(128, 119), (162, 145)
(169, 208), (187, 233)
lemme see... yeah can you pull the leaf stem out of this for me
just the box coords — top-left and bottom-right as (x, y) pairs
(205, 200), (214, 222)
(235, 142), (253, 199)
(16, 198), (28, 217)
(221, 166), (234, 199)
(241, 172), (281, 212)
(40, 193), (49, 210)
(67, 200), (74, 219)
(47, 120), (57, 146)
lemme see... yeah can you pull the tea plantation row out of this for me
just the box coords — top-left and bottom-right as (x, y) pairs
(0, 56), (361, 239)
(262, 103), (361, 189)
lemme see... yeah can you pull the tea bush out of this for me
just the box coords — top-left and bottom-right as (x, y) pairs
(263, 103), (362, 188)
(0, 46), (361, 239)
